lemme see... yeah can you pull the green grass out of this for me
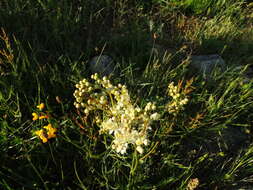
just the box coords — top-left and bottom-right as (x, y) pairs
(0, 0), (253, 189)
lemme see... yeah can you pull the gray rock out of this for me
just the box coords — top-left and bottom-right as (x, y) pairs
(233, 65), (253, 83)
(190, 54), (226, 78)
(220, 126), (249, 151)
(89, 55), (118, 77)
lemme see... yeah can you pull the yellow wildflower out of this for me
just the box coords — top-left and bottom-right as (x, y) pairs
(37, 103), (45, 111)
(35, 129), (48, 143)
(39, 115), (49, 120)
(32, 113), (39, 121)
(43, 124), (57, 139)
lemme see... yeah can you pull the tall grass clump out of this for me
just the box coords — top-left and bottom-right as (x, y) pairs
(154, 0), (245, 15)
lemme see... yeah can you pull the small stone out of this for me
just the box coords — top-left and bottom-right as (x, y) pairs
(89, 55), (118, 77)
(221, 126), (249, 152)
(233, 65), (253, 83)
(190, 54), (226, 79)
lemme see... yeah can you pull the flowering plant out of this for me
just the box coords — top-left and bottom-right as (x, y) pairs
(73, 73), (160, 154)
(166, 79), (193, 116)
(32, 103), (57, 143)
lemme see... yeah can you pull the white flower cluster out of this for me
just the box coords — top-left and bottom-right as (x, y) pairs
(166, 82), (188, 115)
(73, 73), (160, 154)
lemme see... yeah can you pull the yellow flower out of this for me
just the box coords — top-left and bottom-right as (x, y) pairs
(35, 129), (48, 143)
(32, 113), (39, 121)
(37, 103), (45, 111)
(39, 115), (49, 120)
(43, 124), (57, 139)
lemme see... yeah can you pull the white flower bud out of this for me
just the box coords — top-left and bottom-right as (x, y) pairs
(135, 107), (141, 113)
(75, 103), (81, 109)
(93, 73), (98, 80)
(99, 99), (107, 105)
(136, 146), (144, 154)
(76, 97), (82, 102)
(80, 83), (84, 89)
(145, 102), (152, 111)
(87, 99), (92, 105)
(114, 91), (120, 96)
(87, 87), (92, 92)
(143, 139), (148, 146)
(150, 113), (160, 120)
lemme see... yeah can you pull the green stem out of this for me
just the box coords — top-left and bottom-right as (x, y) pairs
(26, 155), (49, 190)
(128, 150), (139, 189)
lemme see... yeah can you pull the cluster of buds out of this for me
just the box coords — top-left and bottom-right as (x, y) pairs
(32, 103), (57, 143)
(166, 82), (189, 116)
(187, 178), (199, 190)
(74, 73), (160, 154)
(73, 73), (110, 114)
